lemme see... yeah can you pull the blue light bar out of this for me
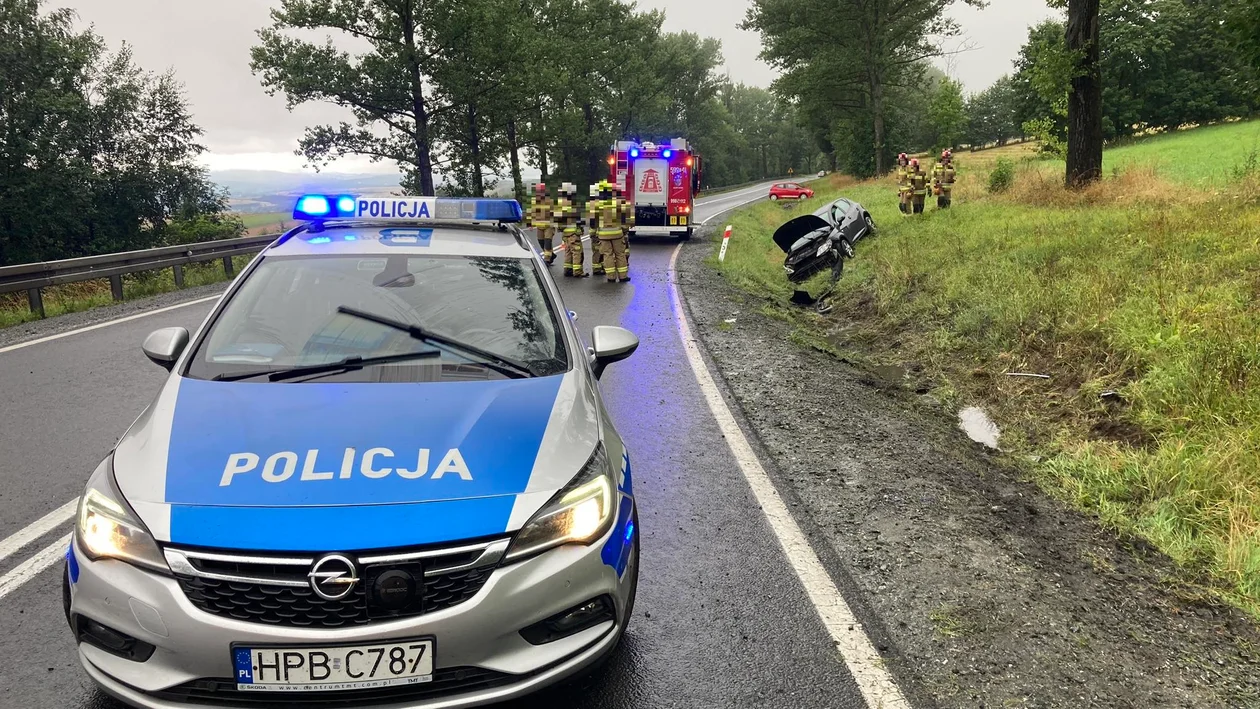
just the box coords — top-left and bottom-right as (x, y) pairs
(292, 195), (522, 223)
(629, 148), (640, 158)
(296, 195), (330, 217)
(663, 149), (672, 159)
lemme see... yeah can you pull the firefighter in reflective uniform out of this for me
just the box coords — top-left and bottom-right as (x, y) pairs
(931, 150), (957, 209)
(555, 183), (586, 277)
(587, 185), (604, 276)
(613, 183), (632, 268)
(527, 183), (556, 264)
(595, 181), (629, 283)
(909, 159), (929, 215)
(895, 153), (912, 215)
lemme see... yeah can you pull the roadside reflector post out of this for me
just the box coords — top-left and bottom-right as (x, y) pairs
(222, 256), (234, 277)
(173, 264), (185, 288)
(26, 288), (44, 319)
(109, 275), (124, 301)
(718, 225), (733, 262)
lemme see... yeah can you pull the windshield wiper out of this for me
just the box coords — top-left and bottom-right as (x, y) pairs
(212, 349), (443, 383)
(335, 306), (536, 379)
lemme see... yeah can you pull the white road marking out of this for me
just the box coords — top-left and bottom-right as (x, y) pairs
(0, 533), (73, 602)
(668, 245), (911, 709)
(0, 295), (220, 355)
(0, 498), (78, 565)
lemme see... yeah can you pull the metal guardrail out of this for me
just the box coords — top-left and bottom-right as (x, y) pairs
(0, 233), (280, 318)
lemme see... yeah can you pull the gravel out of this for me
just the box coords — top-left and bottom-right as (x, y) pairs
(677, 227), (1260, 709)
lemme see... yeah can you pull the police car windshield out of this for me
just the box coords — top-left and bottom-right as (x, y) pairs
(187, 253), (568, 382)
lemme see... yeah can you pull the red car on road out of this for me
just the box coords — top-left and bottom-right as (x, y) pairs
(769, 182), (814, 201)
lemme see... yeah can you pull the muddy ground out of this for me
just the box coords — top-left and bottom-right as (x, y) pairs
(676, 229), (1260, 709)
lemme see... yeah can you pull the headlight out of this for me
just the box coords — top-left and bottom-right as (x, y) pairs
(76, 455), (168, 573)
(504, 445), (616, 563)
(815, 241), (832, 257)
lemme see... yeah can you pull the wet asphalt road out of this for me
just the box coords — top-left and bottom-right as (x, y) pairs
(0, 183), (868, 708)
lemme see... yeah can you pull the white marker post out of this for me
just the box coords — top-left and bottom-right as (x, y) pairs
(718, 225), (732, 262)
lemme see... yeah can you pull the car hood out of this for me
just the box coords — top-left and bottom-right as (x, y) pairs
(113, 372), (602, 551)
(772, 214), (832, 254)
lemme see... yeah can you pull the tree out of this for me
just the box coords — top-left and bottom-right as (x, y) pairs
(927, 77), (966, 151)
(0, 0), (235, 265)
(743, 0), (985, 175)
(1064, 0), (1102, 186)
(250, 0), (449, 195)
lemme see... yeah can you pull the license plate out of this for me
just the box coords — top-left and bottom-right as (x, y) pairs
(233, 638), (434, 692)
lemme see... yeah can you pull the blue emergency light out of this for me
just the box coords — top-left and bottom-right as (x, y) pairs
(292, 195), (523, 223)
(662, 149), (672, 159)
(629, 148), (640, 159)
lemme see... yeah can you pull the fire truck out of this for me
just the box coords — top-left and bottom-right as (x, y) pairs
(608, 139), (702, 240)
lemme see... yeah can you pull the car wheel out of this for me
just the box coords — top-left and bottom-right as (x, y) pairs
(680, 228), (692, 241)
(864, 213), (876, 234)
(770, 195), (779, 201)
(798, 194), (806, 200)
(842, 239), (856, 259)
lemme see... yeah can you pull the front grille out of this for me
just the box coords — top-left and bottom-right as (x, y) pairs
(177, 576), (371, 628)
(149, 666), (516, 707)
(168, 540), (505, 629)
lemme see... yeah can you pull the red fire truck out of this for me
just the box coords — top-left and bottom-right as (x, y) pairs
(608, 139), (702, 240)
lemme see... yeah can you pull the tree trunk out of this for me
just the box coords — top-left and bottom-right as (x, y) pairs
(507, 119), (524, 203)
(467, 102), (483, 197)
(401, 1), (435, 196)
(1066, 0), (1103, 188)
(870, 74), (886, 175)
(583, 102), (600, 188)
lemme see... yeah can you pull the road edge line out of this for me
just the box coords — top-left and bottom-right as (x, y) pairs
(0, 295), (221, 355)
(668, 243), (911, 709)
(0, 532), (73, 602)
(0, 498), (78, 565)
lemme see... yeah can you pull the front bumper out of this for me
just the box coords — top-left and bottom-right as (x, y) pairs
(67, 516), (637, 708)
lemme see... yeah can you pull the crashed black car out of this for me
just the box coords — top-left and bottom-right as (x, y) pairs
(773, 197), (876, 284)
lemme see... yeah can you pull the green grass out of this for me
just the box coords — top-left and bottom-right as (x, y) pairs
(712, 124), (1260, 618)
(237, 212), (292, 232)
(0, 256), (253, 329)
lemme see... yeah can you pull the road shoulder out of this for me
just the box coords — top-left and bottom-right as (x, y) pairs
(675, 227), (1260, 709)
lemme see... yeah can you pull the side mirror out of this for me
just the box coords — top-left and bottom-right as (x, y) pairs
(142, 327), (189, 371)
(590, 326), (639, 379)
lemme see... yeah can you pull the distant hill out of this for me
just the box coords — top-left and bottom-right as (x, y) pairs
(213, 170), (405, 213)
(213, 168), (543, 213)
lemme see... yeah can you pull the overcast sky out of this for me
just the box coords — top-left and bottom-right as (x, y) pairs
(67, 0), (1057, 174)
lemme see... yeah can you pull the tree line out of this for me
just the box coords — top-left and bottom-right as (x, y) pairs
(0, 0), (240, 266)
(743, 0), (1260, 181)
(250, 0), (817, 201)
(2, 0), (814, 265)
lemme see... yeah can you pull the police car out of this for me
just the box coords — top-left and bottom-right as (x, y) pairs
(64, 196), (642, 707)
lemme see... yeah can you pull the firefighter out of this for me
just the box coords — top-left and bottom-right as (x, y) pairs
(587, 185), (604, 276)
(895, 153), (912, 216)
(528, 183), (556, 264)
(931, 149), (957, 209)
(555, 183), (586, 277)
(595, 181), (629, 283)
(613, 182), (632, 269)
(909, 159), (929, 215)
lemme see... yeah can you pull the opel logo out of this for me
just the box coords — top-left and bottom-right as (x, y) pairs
(308, 555), (359, 600)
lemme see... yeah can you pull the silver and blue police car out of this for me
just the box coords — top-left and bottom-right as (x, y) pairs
(64, 196), (642, 707)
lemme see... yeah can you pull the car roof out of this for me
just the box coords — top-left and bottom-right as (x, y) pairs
(264, 222), (533, 259)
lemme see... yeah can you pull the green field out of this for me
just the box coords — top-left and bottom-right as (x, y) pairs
(714, 120), (1260, 617)
(237, 211), (292, 232)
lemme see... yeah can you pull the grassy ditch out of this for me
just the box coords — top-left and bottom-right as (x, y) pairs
(0, 255), (253, 329)
(711, 120), (1260, 618)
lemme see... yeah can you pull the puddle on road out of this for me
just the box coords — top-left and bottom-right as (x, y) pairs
(958, 406), (1001, 449)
